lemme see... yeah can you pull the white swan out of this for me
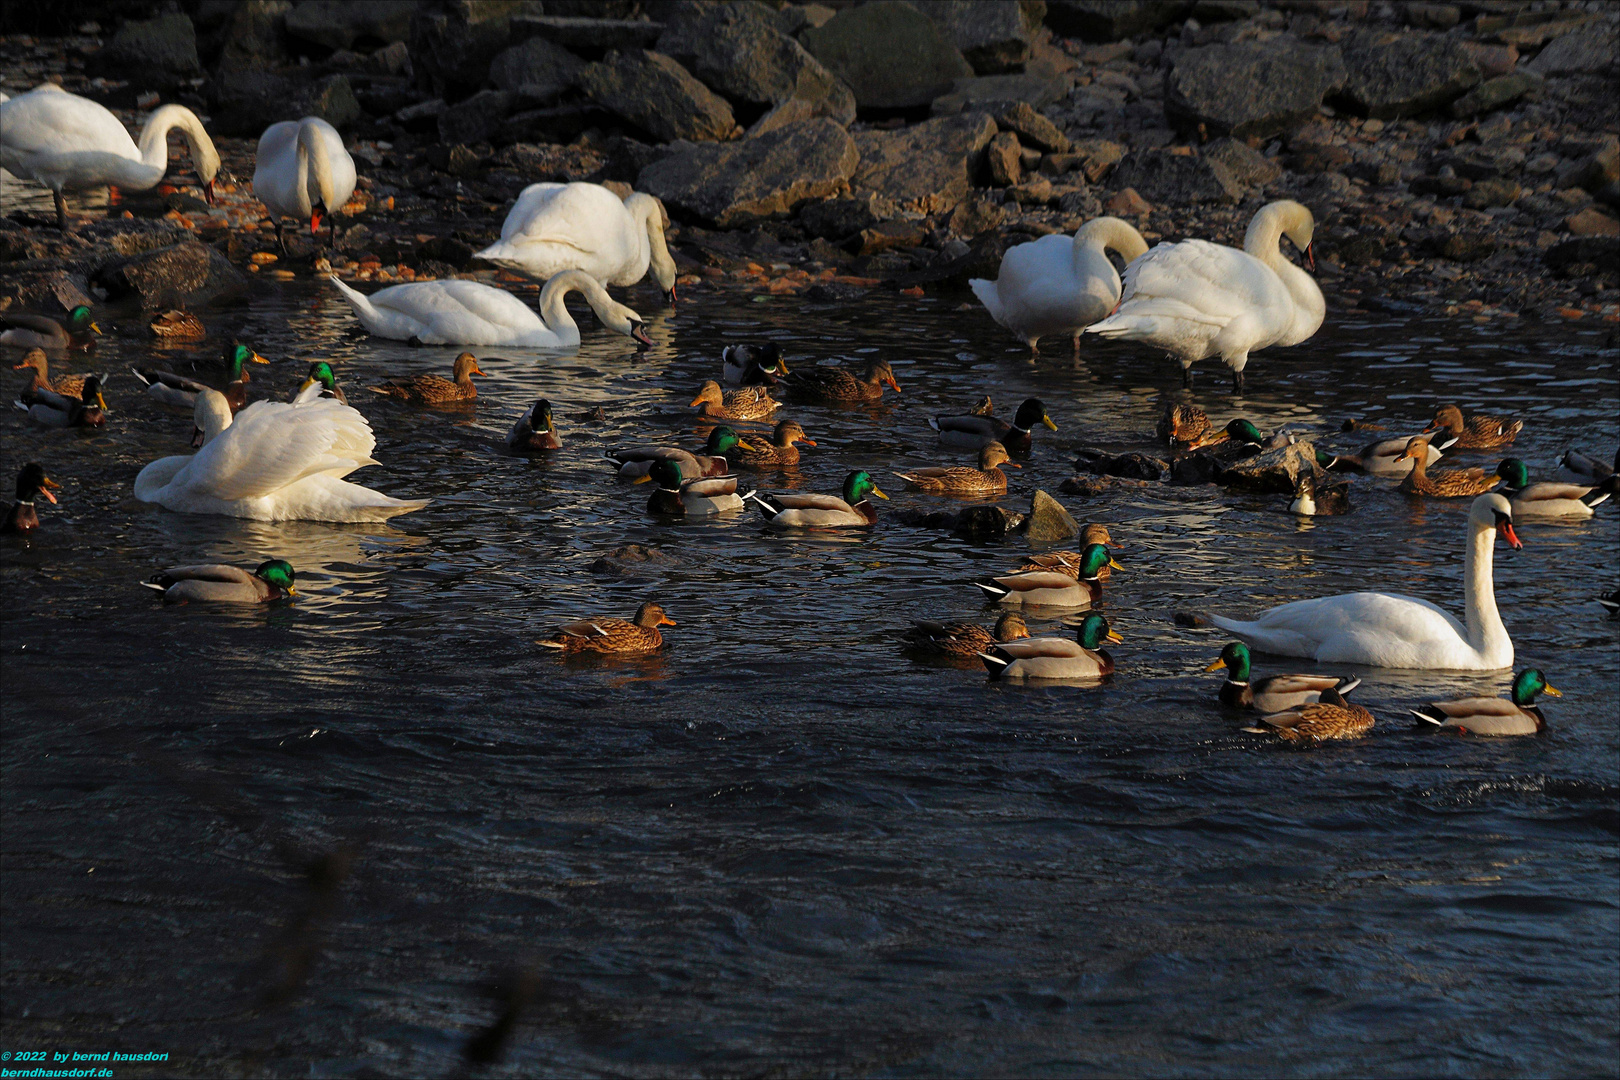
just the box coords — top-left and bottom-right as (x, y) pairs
(327, 269), (654, 348)
(1086, 200), (1324, 392)
(252, 117), (356, 251)
(134, 389), (428, 522)
(474, 182), (678, 302)
(0, 84), (220, 229)
(970, 216), (1148, 355)
(1204, 494), (1520, 671)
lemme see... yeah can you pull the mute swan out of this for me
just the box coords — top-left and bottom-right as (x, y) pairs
(134, 388), (428, 522)
(253, 117), (356, 252)
(970, 216), (1149, 355)
(474, 182), (678, 302)
(0, 84), (220, 229)
(1203, 493), (1520, 671)
(328, 269), (653, 348)
(1086, 200), (1324, 392)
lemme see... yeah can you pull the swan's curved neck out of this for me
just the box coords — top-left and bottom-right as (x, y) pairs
(298, 121), (340, 210)
(627, 194), (675, 290)
(537, 276), (586, 347)
(1463, 515), (1508, 658)
(1243, 208), (1290, 273)
(137, 105), (217, 183)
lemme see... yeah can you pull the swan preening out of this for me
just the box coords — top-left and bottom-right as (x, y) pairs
(474, 182), (678, 302)
(971, 216), (1149, 354)
(134, 388), (428, 522)
(1087, 200), (1325, 392)
(0, 84), (220, 229)
(1205, 493), (1520, 671)
(253, 117), (356, 251)
(328, 269), (654, 348)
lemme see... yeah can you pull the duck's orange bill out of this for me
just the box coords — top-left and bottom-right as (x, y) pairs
(39, 477), (60, 504)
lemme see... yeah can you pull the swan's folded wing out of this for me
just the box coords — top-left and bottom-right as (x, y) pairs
(369, 280), (540, 325)
(194, 399), (378, 501)
(498, 182), (571, 242)
(1122, 239), (1280, 311)
(3, 88), (136, 156)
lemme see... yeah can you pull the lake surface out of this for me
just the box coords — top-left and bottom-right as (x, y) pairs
(3, 275), (1617, 1077)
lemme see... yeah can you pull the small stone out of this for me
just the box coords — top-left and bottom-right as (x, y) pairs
(986, 130), (1023, 186)
(853, 219), (929, 255)
(1218, 442), (1318, 494)
(1450, 71), (1541, 119)
(1204, 137), (1282, 187)
(1566, 208), (1620, 238)
(947, 193), (1007, 237)
(1462, 177), (1521, 210)
(1105, 187), (1151, 215)
(996, 101), (1070, 153)
(1023, 489), (1079, 544)
(1069, 139), (1126, 182)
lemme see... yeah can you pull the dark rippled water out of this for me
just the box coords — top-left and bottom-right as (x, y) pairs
(3, 276), (1617, 1077)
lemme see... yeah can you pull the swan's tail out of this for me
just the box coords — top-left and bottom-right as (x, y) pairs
(1087, 298), (1227, 339)
(327, 274), (379, 326)
(968, 278), (1004, 323)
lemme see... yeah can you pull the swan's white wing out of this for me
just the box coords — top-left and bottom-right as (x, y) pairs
(1210, 591), (1470, 663)
(183, 398), (376, 501)
(1121, 240), (1278, 314)
(483, 182), (639, 281)
(252, 121), (305, 217)
(0, 88), (139, 159)
(367, 280), (541, 325)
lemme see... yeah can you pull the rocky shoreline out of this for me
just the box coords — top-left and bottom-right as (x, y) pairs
(1, 0), (1616, 330)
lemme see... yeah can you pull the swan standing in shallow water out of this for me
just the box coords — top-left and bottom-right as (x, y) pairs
(1201, 493), (1521, 671)
(1086, 200), (1324, 392)
(0, 84), (220, 229)
(253, 117), (356, 252)
(474, 182), (678, 302)
(134, 389), (428, 522)
(970, 216), (1148, 355)
(328, 269), (654, 347)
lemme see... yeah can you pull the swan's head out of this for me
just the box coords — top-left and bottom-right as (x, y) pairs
(191, 388), (232, 448)
(626, 192), (677, 302)
(1277, 200), (1315, 270)
(603, 300), (653, 347)
(254, 559), (298, 597)
(1470, 492), (1521, 549)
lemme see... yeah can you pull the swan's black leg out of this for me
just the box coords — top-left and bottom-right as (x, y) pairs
(1181, 364), (1194, 389)
(274, 219), (288, 256)
(54, 189), (69, 232)
(1231, 369), (1245, 394)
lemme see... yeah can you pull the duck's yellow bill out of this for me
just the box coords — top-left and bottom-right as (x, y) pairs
(95, 392), (108, 410)
(629, 473), (653, 485)
(871, 485), (889, 500)
(285, 586), (299, 597)
(250, 351), (269, 364)
(1106, 629), (1123, 643)
(89, 322), (103, 334)
(1108, 557), (1124, 571)
(1205, 658), (1227, 672)
(299, 377), (317, 392)
(1042, 414), (1058, 431)
(1543, 684), (1562, 697)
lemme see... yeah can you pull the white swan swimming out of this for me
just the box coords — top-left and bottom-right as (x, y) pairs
(970, 216), (1148, 355)
(252, 117), (356, 251)
(474, 182), (678, 301)
(0, 84), (220, 229)
(1086, 200), (1324, 392)
(1203, 494), (1520, 671)
(327, 269), (654, 347)
(134, 388), (428, 522)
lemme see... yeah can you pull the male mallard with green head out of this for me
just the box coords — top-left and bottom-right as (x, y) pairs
(134, 340), (269, 413)
(974, 542), (1120, 608)
(1, 304), (100, 350)
(929, 397), (1056, 454)
(980, 613), (1122, 680)
(645, 458), (746, 517)
(749, 469), (887, 528)
(1409, 668), (1559, 736)
(1206, 641), (1361, 713)
(507, 398), (561, 451)
(2, 463), (61, 534)
(143, 559), (297, 603)
(609, 425), (741, 481)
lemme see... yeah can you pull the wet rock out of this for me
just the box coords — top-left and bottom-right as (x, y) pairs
(986, 131), (1023, 186)
(98, 12), (200, 89)
(217, 1), (294, 71)
(852, 112), (999, 215)
(1069, 138), (1126, 182)
(489, 36), (586, 105)
(285, 0), (414, 50)
(955, 504), (1023, 541)
(208, 71), (361, 136)
(1046, 0), (1190, 42)
(1449, 71), (1540, 119)
(580, 50), (736, 143)
(1204, 137), (1281, 188)
(1336, 30), (1481, 119)
(931, 72), (1068, 115)
(1462, 177), (1521, 211)
(1218, 441), (1318, 495)
(92, 242), (250, 310)
(1169, 453), (1224, 485)
(852, 218), (929, 255)
(1074, 448), (1167, 481)
(1526, 24), (1619, 77)
(1564, 209), (1620, 238)
(923, 1), (1040, 75)
(1111, 149), (1243, 205)
(1022, 489), (1078, 543)
(435, 89), (513, 144)
(658, 0), (849, 120)
(1165, 38), (1345, 139)
(996, 101), (1069, 153)
(1060, 474), (1150, 496)
(638, 118), (857, 228)
(0, 266), (95, 315)
(411, 6), (531, 100)
(799, 191), (898, 241)
(947, 193), (1007, 237)
(800, 1), (973, 110)
(512, 14), (664, 52)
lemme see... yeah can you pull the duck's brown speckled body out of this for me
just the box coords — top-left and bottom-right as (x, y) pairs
(370, 352), (484, 405)
(1245, 688), (1375, 743)
(1425, 404), (1521, 449)
(907, 613), (1029, 662)
(734, 420), (815, 468)
(784, 359), (900, 403)
(691, 380), (778, 422)
(537, 602), (675, 655)
(895, 442), (1017, 497)
(1397, 436), (1500, 498)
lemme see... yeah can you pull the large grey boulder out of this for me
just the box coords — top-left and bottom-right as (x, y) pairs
(1449, 71), (1541, 118)
(208, 71), (360, 136)
(284, 0), (415, 50)
(923, 1), (1041, 75)
(638, 119), (858, 227)
(1046, 0), (1191, 41)
(411, 6), (534, 99)
(930, 72), (1068, 115)
(1110, 149), (1244, 205)
(1526, 24), (1619, 76)
(1219, 441), (1319, 495)
(852, 112), (999, 215)
(579, 50), (736, 143)
(437, 89), (513, 144)
(801, 1), (973, 110)
(91, 242), (250, 310)
(1023, 489), (1079, 543)
(488, 36), (585, 105)
(216, 1), (293, 70)
(1166, 38), (1345, 139)
(1336, 30), (1481, 119)
(657, 1), (852, 121)
(99, 13), (200, 88)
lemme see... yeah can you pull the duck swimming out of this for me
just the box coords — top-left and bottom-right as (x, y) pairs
(537, 601), (675, 655)
(749, 470), (887, 529)
(929, 397), (1056, 454)
(142, 559), (298, 604)
(2, 463), (60, 534)
(1409, 667), (1559, 736)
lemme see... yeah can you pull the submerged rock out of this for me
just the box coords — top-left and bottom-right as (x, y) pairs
(639, 119), (857, 228)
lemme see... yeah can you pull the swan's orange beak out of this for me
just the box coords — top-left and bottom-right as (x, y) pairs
(190, 426), (205, 448)
(1305, 241), (1315, 273)
(1497, 520), (1522, 550)
(203, 180), (215, 205)
(664, 285), (678, 305)
(631, 323), (654, 347)
(310, 208), (323, 235)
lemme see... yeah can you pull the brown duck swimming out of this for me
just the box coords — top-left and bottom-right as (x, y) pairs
(783, 358), (901, 403)
(691, 379), (778, 422)
(1424, 404), (1521, 449)
(1243, 687), (1375, 743)
(1157, 402), (1211, 447)
(907, 612), (1029, 663)
(13, 349), (104, 398)
(536, 601), (675, 655)
(895, 441), (1018, 497)
(734, 420), (816, 468)
(369, 351), (485, 405)
(1397, 436), (1501, 498)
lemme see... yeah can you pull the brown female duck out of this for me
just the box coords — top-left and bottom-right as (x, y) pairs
(1397, 436), (1501, 498)
(13, 349), (103, 399)
(907, 612), (1029, 663)
(1242, 687), (1375, 743)
(1424, 404), (1521, 449)
(690, 379), (778, 422)
(149, 309), (206, 340)
(369, 351), (485, 405)
(783, 358), (901, 403)
(734, 420), (816, 468)
(895, 441), (1018, 497)
(1156, 402), (1212, 448)
(536, 601), (675, 655)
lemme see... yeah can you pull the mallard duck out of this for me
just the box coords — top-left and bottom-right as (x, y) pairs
(907, 612), (1029, 662)
(0, 305), (99, 350)
(895, 441), (1018, 497)
(1205, 641), (1361, 713)
(691, 379), (778, 422)
(149, 309), (205, 340)
(1018, 524), (1117, 581)
(17, 376), (106, 427)
(1495, 458), (1614, 519)
(134, 341), (268, 412)
(1425, 404), (1521, 449)
(1318, 431), (1454, 477)
(929, 397), (1056, 453)
(1560, 447), (1615, 482)
(1157, 402), (1210, 447)
(721, 342), (788, 386)
(1242, 687), (1375, 743)
(783, 358), (900, 403)
(749, 469), (887, 528)
(608, 425), (741, 481)
(981, 612), (1121, 680)
(734, 420), (815, 468)
(1409, 667), (1559, 736)
(289, 361), (348, 405)
(13, 348), (105, 398)
(645, 458), (746, 517)
(369, 351), (485, 405)
(506, 398), (561, 451)
(1598, 588), (1619, 616)
(1397, 436), (1500, 498)
(536, 601), (675, 655)
(2, 463), (60, 534)
(967, 395), (994, 417)
(974, 542), (1120, 608)
(1289, 471), (1350, 516)
(142, 559), (297, 603)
